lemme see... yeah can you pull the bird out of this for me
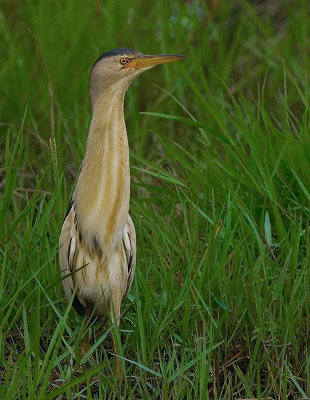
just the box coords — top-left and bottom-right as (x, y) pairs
(59, 48), (185, 370)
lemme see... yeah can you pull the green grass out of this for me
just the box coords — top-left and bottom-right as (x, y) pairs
(1, 0), (310, 398)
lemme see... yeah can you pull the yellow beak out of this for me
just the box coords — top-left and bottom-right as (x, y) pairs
(126, 54), (186, 69)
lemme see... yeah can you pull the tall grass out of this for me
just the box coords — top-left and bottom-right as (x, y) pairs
(1, 0), (310, 398)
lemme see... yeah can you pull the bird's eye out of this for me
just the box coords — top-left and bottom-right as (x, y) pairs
(120, 57), (129, 65)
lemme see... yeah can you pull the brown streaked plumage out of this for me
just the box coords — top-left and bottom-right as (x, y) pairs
(59, 48), (185, 368)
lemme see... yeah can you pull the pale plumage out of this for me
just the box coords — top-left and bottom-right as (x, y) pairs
(59, 204), (136, 318)
(58, 48), (185, 365)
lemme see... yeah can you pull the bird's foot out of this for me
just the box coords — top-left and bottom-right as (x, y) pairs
(114, 355), (123, 381)
(78, 336), (96, 365)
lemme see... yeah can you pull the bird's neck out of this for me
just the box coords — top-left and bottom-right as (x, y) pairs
(74, 88), (130, 254)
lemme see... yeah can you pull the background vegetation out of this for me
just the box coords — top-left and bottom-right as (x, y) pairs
(1, 0), (310, 398)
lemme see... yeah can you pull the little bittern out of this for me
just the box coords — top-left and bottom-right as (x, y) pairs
(59, 48), (185, 366)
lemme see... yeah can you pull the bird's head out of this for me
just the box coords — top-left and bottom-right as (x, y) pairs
(89, 48), (185, 107)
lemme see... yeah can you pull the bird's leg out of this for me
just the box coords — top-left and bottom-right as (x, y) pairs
(79, 307), (96, 364)
(110, 294), (123, 380)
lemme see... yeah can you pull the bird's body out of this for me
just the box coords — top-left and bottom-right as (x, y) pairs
(59, 48), (185, 354)
(59, 68), (136, 318)
(59, 207), (135, 318)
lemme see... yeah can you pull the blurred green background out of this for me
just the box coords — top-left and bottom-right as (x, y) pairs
(1, 1), (310, 398)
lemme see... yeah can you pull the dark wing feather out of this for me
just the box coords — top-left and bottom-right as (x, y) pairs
(59, 203), (86, 316)
(123, 214), (136, 295)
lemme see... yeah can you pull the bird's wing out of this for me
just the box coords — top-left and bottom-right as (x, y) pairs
(59, 204), (76, 300)
(59, 203), (86, 315)
(123, 214), (136, 295)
